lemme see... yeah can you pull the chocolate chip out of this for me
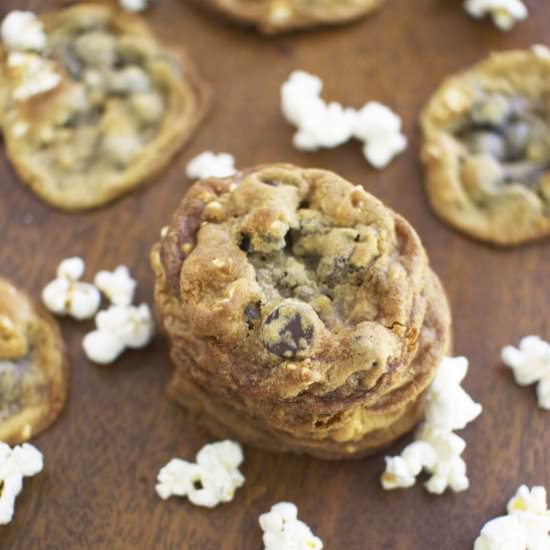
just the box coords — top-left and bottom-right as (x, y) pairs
(239, 233), (252, 253)
(261, 301), (318, 358)
(244, 303), (261, 329)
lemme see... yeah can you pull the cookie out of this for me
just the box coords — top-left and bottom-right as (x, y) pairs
(151, 164), (451, 459)
(0, 278), (68, 444)
(196, 0), (384, 34)
(0, 4), (209, 211)
(421, 48), (550, 246)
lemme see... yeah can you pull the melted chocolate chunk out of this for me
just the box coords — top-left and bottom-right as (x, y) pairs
(244, 303), (261, 329)
(261, 302), (316, 358)
(239, 233), (252, 253)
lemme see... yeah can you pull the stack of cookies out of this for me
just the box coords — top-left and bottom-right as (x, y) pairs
(152, 164), (451, 459)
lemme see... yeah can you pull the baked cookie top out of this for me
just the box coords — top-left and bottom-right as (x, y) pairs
(198, 0), (383, 34)
(154, 165), (432, 403)
(421, 48), (550, 246)
(0, 278), (68, 445)
(0, 4), (208, 211)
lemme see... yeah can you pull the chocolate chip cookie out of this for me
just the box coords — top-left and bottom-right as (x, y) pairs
(0, 278), (68, 444)
(196, 0), (384, 34)
(421, 48), (550, 246)
(0, 4), (208, 211)
(151, 164), (451, 459)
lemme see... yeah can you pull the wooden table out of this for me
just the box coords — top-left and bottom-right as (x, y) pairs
(1, 0), (549, 548)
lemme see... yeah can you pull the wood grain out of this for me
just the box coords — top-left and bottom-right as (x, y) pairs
(1, 0), (549, 548)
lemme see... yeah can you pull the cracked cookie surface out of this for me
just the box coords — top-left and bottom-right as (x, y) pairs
(197, 0), (384, 34)
(0, 278), (68, 444)
(421, 48), (550, 246)
(152, 164), (451, 459)
(0, 4), (208, 211)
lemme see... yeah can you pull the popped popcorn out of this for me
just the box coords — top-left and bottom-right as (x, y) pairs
(474, 515), (526, 550)
(0, 442), (43, 525)
(186, 151), (237, 180)
(416, 425), (469, 495)
(259, 502), (323, 550)
(281, 70), (324, 127)
(280, 70), (407, 167)
(293, 102), (356, 151)
(381, 356), (482, 495)
(464, 0), (528, 31)
(424, 356), (483, 431)
(381, 442), (436, 490)
(156, 440), (244, 508)
(83, 303), (154, 364)
(532, 45), (550, 60)
(119, 0), (148, 12)
(281, 70), (354, 151)
(353, 102), (407, 169)
(7, 52), (61, 102)
(501, 336), (550, 410)
(474, 485), (550, 549)
(94, 265), (137, 306)
(42, 257), (101, 320)
(1, 11), (47, 52)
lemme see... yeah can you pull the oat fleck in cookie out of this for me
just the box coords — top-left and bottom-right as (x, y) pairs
(151, 164), (451, 460)
(0, 5), (208, 211)
(421, 47), (550, 246)
(0, 278), (68, 444)
(197, 0), (384, 34)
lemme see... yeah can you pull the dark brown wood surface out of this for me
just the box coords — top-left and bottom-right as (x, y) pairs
(1, 0), (549, 548)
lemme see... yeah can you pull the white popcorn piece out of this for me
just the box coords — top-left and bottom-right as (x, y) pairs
(156, 441), (245, 508)
(42, 257), (101, 320)
(281, 70), (407, 169)
(1, 11), (47, 52)
(94, 265), (137, 306)
(0, 442), (43, 525)
(57, 257), (85, 281)
(353, 102), (408, 169)
(381, 356), (481, 495)
(119, 0), (148, 12)
(281, 70), (324, 127)
(281, 70), (355, 152)
(416, 425), (469, 495)
(109, 66), (151, 94)
(7, 52), (61, 102)
(475, 486), (550, 549)
(501, 336), (550, 410)
(464, 0), (528, 31)
(186, 151), (237, 180)
(424, 356), (483, 431)
(532, 45), (550, 60)
(293, 102), (356, 151)
(474, 515), (527, 550)
(83, 304), (154, 364)
(381, 442), (436, 490)
(259, 502), (323, 550)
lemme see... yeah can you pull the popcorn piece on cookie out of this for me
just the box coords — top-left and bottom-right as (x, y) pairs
(1, 11), (47, 52)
